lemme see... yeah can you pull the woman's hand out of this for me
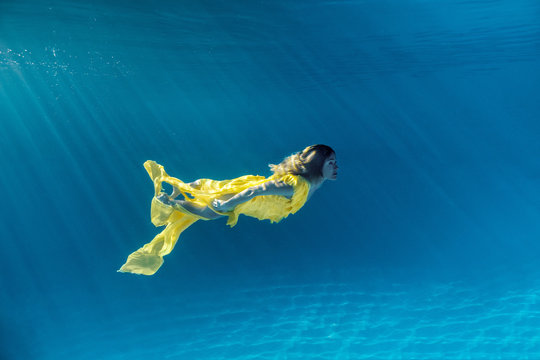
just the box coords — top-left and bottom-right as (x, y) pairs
(211, 199), (233, 212)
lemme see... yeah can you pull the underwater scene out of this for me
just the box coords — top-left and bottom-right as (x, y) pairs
(1, 0), (540, 358)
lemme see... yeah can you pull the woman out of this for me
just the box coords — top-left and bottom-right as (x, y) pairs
(118, 144), (338, 275)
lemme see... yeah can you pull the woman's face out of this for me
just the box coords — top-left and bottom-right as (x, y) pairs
(322, 153), (338, 180)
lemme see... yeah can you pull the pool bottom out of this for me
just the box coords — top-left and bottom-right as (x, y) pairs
(32, 275), (540, 360)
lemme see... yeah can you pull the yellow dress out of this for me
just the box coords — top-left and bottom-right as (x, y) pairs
(118, 160), (310, 275)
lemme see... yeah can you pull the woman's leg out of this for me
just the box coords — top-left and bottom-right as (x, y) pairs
(176, 199), (223, 220)
(157, 194), (223, 220)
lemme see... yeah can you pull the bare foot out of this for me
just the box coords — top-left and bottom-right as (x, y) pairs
(170, 186), (181, 199)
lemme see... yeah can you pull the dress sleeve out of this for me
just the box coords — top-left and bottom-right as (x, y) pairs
(224, 174), (310, 227)
(279, 174), (310, 215)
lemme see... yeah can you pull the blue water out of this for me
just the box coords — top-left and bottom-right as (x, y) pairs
(2, 0), (540, 358)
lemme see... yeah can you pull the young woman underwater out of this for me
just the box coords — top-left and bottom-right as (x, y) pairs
(118, 144), (338, 275)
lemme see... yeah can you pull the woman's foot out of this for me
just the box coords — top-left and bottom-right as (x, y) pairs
(170, 186), (181, 199)
(156, 193), (172, 205)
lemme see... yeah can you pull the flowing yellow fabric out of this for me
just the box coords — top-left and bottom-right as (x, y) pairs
(118, 160), (310, 275)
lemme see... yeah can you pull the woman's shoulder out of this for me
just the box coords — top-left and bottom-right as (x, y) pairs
(270, 173), (311, 202)
(271, 173), (309, 188)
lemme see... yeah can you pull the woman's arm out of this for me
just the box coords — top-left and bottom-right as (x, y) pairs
(212, 180), (293, 212)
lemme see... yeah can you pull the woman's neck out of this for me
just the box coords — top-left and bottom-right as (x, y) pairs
(306, 177), (325, 200)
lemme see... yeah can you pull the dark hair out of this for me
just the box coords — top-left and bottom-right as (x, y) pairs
(269, 144), (336, 183)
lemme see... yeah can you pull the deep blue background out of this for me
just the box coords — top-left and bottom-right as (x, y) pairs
(1, 0), (540, 358)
